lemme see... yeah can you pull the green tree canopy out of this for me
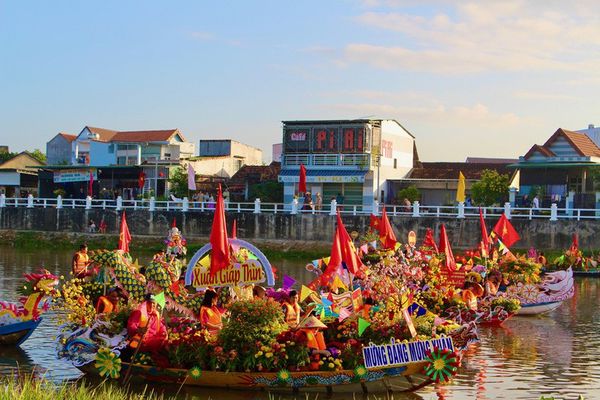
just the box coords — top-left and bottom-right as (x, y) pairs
(249, 181), (283, 203)
(470, 169), (510, 206)
(395, 185), (421, 203)
(28, 149), (46, 164)
(168, 166), (189, 198)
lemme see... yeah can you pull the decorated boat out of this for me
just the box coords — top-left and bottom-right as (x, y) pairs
(510, 267), (574, 315)
(0, 270), (59, 346)
(55, 188), (468, 393)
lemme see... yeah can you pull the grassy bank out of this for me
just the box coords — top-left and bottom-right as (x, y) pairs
(0, 375), (168, 400)
(0, 230), (328, 260)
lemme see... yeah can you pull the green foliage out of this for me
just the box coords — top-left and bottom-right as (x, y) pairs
(28, 149), (46, 164)
(490, 297), (521, 313)
(249, 181), (283, 202)
(0, 373), (168, 399)
(395, 185), (421, 203)
(0, 151), (17, 164)
(219, 299), (285, 356)
(470, 169), (510, 206)
(167, 166), (189, 198)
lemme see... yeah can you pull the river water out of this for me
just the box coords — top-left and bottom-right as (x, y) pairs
(0, 246), (597, 400)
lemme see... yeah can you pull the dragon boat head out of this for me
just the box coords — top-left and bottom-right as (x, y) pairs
(22, 269), (60, 297)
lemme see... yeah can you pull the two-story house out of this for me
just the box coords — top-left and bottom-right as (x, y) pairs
(278, 119), (417, 209)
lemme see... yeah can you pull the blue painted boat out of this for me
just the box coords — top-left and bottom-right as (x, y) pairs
(0, 319), (42, 346)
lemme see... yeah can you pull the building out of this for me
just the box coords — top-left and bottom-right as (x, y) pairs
(390, 159), (517, 206)
(272, 143), (282, 162)
(512, 127), (600, 209)
(189, 139), (263, 179)
(41, 126), (195, 199)
(278, 119), (417, 209)
(0, 152), (44, 197)
(228, 162), (281, 201)
(46, 132), (76, 165)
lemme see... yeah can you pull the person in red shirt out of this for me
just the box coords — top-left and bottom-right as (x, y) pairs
(127, 294), (167, 353)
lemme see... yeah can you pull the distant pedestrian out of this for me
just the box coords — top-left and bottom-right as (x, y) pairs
(403, 198), (411, 212)
(302, 192), (313, 211)
(88, 219), (97, 233)
(532, 195), (540, 215)
(315, 193), (322, 211)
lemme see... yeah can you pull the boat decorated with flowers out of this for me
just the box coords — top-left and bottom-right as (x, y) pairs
(54, 187), (470, 393)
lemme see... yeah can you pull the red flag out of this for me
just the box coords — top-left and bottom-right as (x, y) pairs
(88, 171), (94, 197)
(378, 206), (397, 249)
(492, 213), (520, 248)
(369, 214), (381, 231)
(336, 212), (364, 275)
(171, 217), (177, 228)
(298, 163), (307, 194)
(118, 211), (132, 253)
(138, 171), (146, 190)
(479, 208), (490, 249)
(570, 233), (578, 253)
(322, 228), (343, 285)
(422, 228), (438, 253)
(231, 219), (237, 239)
(438, 224), (456, 271)
(209, 184), (231, 276)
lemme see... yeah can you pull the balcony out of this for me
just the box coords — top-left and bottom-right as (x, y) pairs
(282, 153), (370, 168)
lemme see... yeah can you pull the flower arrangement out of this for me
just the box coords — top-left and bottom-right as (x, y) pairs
(490, 297), (521, 313)
(498, 255), (541, 284)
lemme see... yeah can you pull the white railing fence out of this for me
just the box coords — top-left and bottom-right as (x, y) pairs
(0, 194), (598, 220)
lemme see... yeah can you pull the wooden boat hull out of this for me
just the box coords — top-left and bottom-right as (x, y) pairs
(516, 301), (562, 315)
(0, 319), (41, 346)
(80, 361), (433, 393)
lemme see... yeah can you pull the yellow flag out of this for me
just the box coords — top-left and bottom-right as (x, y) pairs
(332, 275), (347, 292)
(300, 285), (314, 302)
(456, 171), (466, 203)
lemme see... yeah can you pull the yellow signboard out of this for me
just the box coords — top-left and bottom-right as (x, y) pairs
(190, 258), (265, 288)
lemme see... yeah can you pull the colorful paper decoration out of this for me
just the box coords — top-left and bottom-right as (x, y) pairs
(402, 308), (417, 338)
(358, 317), (371, 336)
(152, 291), (166, 309)
(188, 366), (202, 379)
(282, 275), (296, 290)
(300, 285), (314, 302)
(338, 308), (351, 322)
(423, 347), (460, 383)
(95, 348), (122, 379)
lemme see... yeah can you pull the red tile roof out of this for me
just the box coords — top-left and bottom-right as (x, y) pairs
(86, 126), (118, 141)
(58, 132), (77, 142)
(111, 129), (181, 143)
(523, 144), (555, 160)
(555, 128), (600, 157)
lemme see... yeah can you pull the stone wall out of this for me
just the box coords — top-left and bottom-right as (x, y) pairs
(0, 207), (594, 250)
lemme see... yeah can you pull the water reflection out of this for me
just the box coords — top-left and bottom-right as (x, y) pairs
(2, 247), (600, 399)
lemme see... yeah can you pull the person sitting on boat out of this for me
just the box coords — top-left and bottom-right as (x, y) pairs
(485, 270), (503, 297)
(252, 285), (266, 300)
(462, 281), (484, 311)
(199, 289), (224, 336)
(95, 288), (121, 315)
(72, 244), (91, 279)
(282, 290), (302, 329)
(297, 316), (331, 370)
(127, 294), (167, 353)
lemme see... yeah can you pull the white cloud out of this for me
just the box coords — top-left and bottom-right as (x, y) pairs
(189, 31), (215, 41)
(344, 1), (600, 75)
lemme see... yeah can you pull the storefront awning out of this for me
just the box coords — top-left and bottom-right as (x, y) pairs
(278, 169), (368, 183)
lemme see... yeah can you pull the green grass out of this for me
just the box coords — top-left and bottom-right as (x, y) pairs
(0, 374), (167, 400)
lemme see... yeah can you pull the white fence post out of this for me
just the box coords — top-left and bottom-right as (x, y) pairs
(85, 196), (92, 210)
(291, 198), (298, 215)
(550, 203), (558, 221)
(182, 197), (189, 212)
(0, 194), (5, 208)
(27, 194), (34, 208)
(329, 199), (337, 215)
(457, 202), (465, 219)
(412, 201), (420, 217)
(254, 198), (261, 214)
(504, 202), (511, 219)
(372, 200), (380, 216)
(116, 196), (123, 211)
(149, 197), (156, 212)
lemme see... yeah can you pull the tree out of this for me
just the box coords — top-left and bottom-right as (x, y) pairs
(249, 181), (283, 203)
(470, 169), (510, 206)
(0, 151), (17, 164)
(395, 185), (421, 203)
(168, 166), (189, 198)
(28, 149), (46, 164)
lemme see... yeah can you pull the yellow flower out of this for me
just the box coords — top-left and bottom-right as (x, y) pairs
(328, 363), (334, 369)
(256, 351), (263, 356)
(265, 352), (273, 358)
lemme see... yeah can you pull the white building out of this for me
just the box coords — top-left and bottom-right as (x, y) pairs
(189, 139), (263, 179)
(278, 119), (417, 208)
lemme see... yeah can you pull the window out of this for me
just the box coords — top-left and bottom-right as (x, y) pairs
(108, 144), (114, 153)
(393, 158), (397, 169)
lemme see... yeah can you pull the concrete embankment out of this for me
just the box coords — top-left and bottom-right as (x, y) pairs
(0, 207), (595, 251)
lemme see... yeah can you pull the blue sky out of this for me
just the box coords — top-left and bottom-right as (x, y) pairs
(2, 1), (600, 161)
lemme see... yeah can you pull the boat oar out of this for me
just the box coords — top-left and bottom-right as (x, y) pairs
(122, 327), (148, 384)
